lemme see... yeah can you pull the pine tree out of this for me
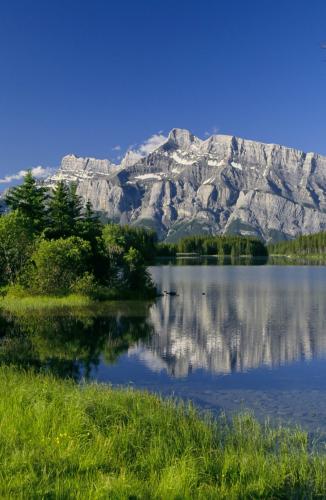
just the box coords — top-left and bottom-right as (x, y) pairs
(46, 181), (84, 238)
(77, 200), (102, 244)
(5, 171), (48, 233)
(68, 183), (83, 223)
(46, 181), (74, 238)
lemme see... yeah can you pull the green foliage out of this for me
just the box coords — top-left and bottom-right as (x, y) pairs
(30, 237), (92, 295)
(0, 367), (325, 498)
(70, 272), (100, 297)
(269, 231), (326, 256)
(5, 171), (48, 232)
(102, 223), (157, 262)
(158, 234), (267, 257)
(156, 241), (177, 257)
(69, 272), (114, 300)
(122, 247), (156, 296)
(44, 181), (83, 239)
(1, 172), (157, 299)
(0, 294), (93, 311)
(77, 200), (102, 244)
(0, 211), (35, 285)
(102, 224), (157, 296)
(0, 306), (153, 377)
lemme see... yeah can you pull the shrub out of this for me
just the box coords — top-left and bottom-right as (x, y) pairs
(70, 272), (106, 299)
(30, 237), (92, 295)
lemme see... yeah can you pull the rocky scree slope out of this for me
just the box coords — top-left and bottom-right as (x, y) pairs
(46, 128), (326, 242)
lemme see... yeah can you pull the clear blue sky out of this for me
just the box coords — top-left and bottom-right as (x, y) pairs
(1, 0), (326, 181)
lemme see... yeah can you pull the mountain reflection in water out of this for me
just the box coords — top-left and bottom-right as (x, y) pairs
(0, 266), (326, 382)
(130, 265), (326, 377)
(2, 265), (326, 430)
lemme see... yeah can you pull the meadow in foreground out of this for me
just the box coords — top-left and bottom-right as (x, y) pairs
(1, 367), (326, 499)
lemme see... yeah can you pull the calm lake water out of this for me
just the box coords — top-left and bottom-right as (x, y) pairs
(1, 263), (326, 432)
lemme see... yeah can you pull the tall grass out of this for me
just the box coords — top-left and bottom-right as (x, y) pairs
(0, 367), (325, 498)
(0, 288), (157, 313)
(0, 293), (93, 312)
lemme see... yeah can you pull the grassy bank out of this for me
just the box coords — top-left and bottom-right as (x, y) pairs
(0, 293), (94, 312)
(0, 367), (325, 498)
(0, 289), (157, 313)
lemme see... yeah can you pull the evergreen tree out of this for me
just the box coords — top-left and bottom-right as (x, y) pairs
(46, 181), (83, 239)
(68, 183), (83, 223)
(0, 211), (35, 285)
(45, 181), (72, 238)
(77, 200), (107, 280)
(268, 231), (326, 256)
(77, 201), (102, 244)
(5, 171), (48, 233)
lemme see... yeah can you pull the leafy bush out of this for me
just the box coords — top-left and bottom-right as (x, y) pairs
(30, 237), (92, 295)
(69, 272), (111, 300)
(122, 247), (156, 297)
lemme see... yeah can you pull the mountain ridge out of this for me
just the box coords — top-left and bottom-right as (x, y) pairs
(41, 128), (326, 241)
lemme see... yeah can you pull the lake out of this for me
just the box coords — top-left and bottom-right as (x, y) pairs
(1, 263), (326, 432)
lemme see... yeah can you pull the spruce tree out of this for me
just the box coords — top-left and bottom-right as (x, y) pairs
(46, 181), (74, 238)
(77, 200), (102, 244)
(46, 181), (83, 238)
(5, 171), (48, 233)
(68, 183), (83, 223)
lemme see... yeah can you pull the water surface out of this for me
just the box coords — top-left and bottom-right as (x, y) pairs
(1, 264), (326, 432)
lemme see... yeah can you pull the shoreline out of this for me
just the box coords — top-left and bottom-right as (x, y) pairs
(0, 366), (325, 498)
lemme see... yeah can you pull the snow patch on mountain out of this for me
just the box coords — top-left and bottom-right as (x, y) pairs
(43, 128), (326, 242)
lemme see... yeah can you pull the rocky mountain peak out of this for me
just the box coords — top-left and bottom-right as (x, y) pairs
(43, 129), (326, 242)
(167, 128), (199, 149)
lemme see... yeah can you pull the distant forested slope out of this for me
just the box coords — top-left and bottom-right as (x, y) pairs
(268, 232), (326, 255)
(157, 235), (267, 257)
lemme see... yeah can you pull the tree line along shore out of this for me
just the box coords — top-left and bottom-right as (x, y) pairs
(0, 171), (325, 305)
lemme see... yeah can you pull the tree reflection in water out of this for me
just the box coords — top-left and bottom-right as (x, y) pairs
(0, 303), (154, 380)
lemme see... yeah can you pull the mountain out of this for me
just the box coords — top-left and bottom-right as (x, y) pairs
(46, 128), (326, 242)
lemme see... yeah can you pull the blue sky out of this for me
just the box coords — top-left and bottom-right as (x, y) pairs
(1, 0), (326, 183)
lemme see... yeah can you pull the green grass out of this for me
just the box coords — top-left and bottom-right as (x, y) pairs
(0, 293), (94, 312)
(0, 291), (156, 314)
(0, 367), (326, 498)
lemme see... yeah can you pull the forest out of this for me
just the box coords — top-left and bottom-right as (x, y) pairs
(268, 232), (326, 256)
(0, 172), (157, 299)
(157, 234), (268, 257)
(2, 172), (326, 304)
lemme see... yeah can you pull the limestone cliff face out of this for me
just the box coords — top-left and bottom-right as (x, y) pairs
(47, 129), (326, 241)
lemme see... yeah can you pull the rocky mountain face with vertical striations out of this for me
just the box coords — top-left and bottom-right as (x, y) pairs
(46, 128), (326, 242)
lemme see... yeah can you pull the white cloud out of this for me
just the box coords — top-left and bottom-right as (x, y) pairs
(133, 133), (168, 157)
(112, 145), (121, 151)
(0, 166), (53, 184)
